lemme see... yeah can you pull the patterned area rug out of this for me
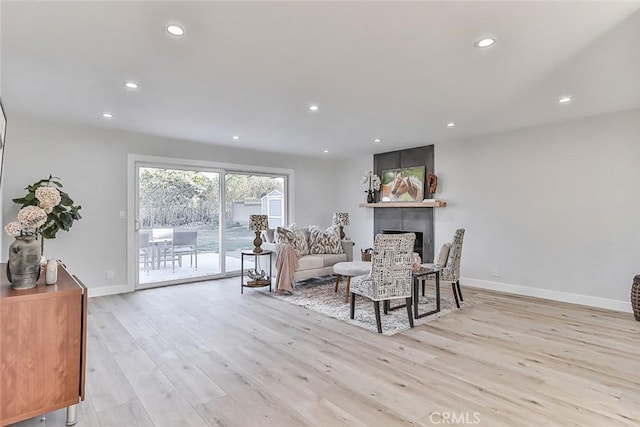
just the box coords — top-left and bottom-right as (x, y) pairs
(270, 275), (465, 336)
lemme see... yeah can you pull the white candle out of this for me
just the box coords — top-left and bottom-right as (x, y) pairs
(45, 259), (58, 285)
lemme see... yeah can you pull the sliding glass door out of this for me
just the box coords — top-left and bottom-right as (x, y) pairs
(133, 161), (288, 289)
(223, 173), (285, 274)
(136, 166), (221, 288)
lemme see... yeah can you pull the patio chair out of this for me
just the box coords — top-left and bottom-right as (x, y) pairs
(139, 231), (150, 274)
(172, 231), (198, 269)
(151, 227), (176, 271)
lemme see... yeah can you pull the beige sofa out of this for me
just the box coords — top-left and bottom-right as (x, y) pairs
(262, 228), (354, 282)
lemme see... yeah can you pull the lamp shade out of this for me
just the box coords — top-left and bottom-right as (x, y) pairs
(332, 212), (350, 226)
(248, 214), (269, 231)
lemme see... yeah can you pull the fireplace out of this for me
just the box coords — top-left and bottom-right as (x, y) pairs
(374, 206), (434, 262)
(381, 230), (423, 260)
(373, 144), (435, 263)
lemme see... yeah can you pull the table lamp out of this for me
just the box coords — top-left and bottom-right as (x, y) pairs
(249, 214), (269, 253)
(332, 212), (349, 240)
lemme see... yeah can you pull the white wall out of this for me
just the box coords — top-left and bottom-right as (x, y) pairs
(2, 116), (344, 293)
(434, 110), (640, 311)
(334, 156), (375, 257)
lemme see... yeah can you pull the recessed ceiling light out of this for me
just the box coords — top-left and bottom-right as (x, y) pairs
(475, 38), (496, 48)
(232, 136), (239, 140)
(102, 112), (113, 119)
(167, 25), (184, 36)
(124, 82), (139, 90)
(446, 122), (456, 127)
(373, 138), (382, 144)
(309, 105), (319, 112)
(558, 96), (572, 104)
(323, 149), (329, 153)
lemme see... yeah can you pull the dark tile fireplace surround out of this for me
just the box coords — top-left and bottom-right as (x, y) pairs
(373, 145), (435, 263)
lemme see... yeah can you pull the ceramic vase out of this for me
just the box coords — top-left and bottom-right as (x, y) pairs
(7, 235), (42, 290)
(367, 190), (375, 204)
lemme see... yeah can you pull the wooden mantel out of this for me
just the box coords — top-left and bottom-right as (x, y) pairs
(359, 201), (447, 208)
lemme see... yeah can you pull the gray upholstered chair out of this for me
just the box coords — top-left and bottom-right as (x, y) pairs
(422, 228), (465, 308)
(350, 233), (415, 334)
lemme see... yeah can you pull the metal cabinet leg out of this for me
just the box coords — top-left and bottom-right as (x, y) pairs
(66, 404), (78, 426)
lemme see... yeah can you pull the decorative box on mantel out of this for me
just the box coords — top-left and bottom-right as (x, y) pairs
(359, 200), (447, 208)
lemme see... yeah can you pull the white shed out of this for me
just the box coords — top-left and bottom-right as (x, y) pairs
(261, 190), (284, 228)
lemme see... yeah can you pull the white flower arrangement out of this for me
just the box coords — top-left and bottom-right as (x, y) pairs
(361, 171), (381, 192)
(5, 206), (48, 236)
(35, 187), (62, 213)
(11, 175), (82, 240)
(5, 184), (63, 237)
(4, 221), (22, 236)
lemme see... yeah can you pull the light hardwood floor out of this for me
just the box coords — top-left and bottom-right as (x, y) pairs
(12, 278), (640, 426)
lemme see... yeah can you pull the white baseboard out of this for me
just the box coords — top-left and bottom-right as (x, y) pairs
(462, 277), (632, 313)
(87, 283), (134, 298)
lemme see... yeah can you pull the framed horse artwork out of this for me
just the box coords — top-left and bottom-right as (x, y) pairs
(380, 166), (425, 202)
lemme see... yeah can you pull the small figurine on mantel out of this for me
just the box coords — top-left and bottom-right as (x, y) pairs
(427, 172), (438, 195)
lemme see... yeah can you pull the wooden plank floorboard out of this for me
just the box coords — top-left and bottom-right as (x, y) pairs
(84, 315), (138, 414)
(11, 278), (640, 426)
(137, 334), (227, 406)
(95, 399), (155, 427)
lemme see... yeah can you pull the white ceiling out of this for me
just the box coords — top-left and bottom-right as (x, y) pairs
(2, 1), (639, 158)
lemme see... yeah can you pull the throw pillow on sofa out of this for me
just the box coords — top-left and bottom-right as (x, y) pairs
(308, 225), (343, 254)
(275, 225), (309, 256)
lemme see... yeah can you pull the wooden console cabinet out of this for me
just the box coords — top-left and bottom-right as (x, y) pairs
(0, 263), (87, 426)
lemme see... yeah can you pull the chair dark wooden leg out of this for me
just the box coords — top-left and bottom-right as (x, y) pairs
(349, 292), (356, 319)
(383, 300), (388, 315)
(452, 283), (460, 308)
(405, 297), (414, 328)
(456, 280), (463, 302)
(345, 277), (351, 303)
(373, 301), (382, 333)
(422, 279), (425, 296)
